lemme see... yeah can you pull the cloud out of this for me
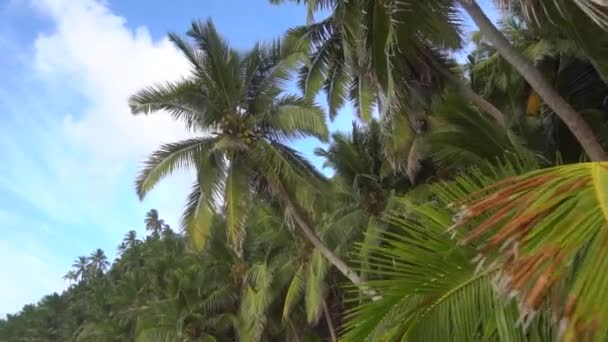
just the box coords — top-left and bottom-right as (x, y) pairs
(0, 0), (196, 314)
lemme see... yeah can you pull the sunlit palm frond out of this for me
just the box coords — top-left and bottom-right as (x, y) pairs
(496, 0), (608, 31)
(342, 159), (557, 341)
(266, 95), (329, 142)
(282, 262), (307, 321)
(342, 196), (532, 341)
(129, 80), (215, 130)
(224, 163), (251, 256)
(187, 20), (242, 109)
(451, 162), (608, 341)
(134, 137), (218, 200)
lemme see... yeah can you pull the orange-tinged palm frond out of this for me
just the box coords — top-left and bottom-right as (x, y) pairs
(452, 162), (608, 341)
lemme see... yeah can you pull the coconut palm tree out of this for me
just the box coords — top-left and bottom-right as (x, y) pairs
(122, 230), (141, 249)
(314, 120), (412, 276)
(458, 0), (608, 160)
(275, 0), (607, 160)
(89, 248), (110, 273)
(71, 256), (90, 282)
(272, 0), (508, 126)
(466, 17), (608, 163)
(63, 271), (77, 286)
(130, 19), (373, 293)
(144, 209), (165, 238)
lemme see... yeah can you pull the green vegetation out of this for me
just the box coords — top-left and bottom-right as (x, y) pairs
(3, 0), (608, 341)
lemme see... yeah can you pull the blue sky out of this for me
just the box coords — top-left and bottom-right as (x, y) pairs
(0, 0), (498, 316)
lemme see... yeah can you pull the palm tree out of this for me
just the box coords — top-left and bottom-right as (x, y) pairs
(458, 0), (607, 160)
(89, 248), (110, 273)
(71, 256), (89, 282)
(465, 18), (608, 163)
(130, 19), (372, 293)
(277, 0), (607, 160)
(273, 0), (508, 126)
(144, 209), (164, 238)
(122, 230), (141, 249)
(63, 271), (77, 286)
(314, 120), (411, 276)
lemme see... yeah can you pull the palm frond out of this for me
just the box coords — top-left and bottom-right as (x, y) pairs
(187, 19), (242, 109)
(224, 163), (250, 255)
(267, 95), (329, 142)
(129, 80), (215, 130)
(452, 162), (608, 341)
(135, 137), (218, 199)
(497, 0), (608, 31)
(282, 262), (307, 321)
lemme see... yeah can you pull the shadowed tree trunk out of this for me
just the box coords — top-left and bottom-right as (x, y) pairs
(322, 298), (337, 342)
(434, 62), (507, 126)
(459, 0), (608, 161)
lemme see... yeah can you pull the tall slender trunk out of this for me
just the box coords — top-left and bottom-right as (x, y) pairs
(459, 0), (608, 161)
(322, 298), (337, 342)
(434, 62), (507, 126)
(287, 204), (381, 300)
(271, 181), (381, 301)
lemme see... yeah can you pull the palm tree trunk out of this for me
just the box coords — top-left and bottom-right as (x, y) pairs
(272, 182), (381, 300)
(434, 62), (507, 126)
(459, 0), (608, 161)
(322, 298), (337, 342)
(287, 205), (381, 300)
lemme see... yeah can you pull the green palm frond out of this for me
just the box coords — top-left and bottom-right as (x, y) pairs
(282, 263), (307, 321)
(324, 58), (350, 120)
(135, 137), (218, 200)
(305, 250), (328, 324)
(381, 113), (414, 173)
(452, 162), (608, 341)
(429, 93), (537, 171)
(187, 20), (242, 109)
(168, 33), (206, 78)
(224, 164), (250, 255)
(267, 95), (329, 142)
(497, 0), (608, 31)
(298, 33), (340, 98)
(181, 181), (215, 251)
(253, 140), (328, 213)
(239, 263), (275, 342)
(342, 195), (549, 341)
(129, 80), (215, 130)
(342, 155), (551, 341)
(350, 73), (376, 122)
(361, 0), (395, 101)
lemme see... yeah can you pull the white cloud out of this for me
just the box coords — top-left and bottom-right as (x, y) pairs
(0, 0), (197, 314)
(32, 0), (191, 159)
(19, 0), (196, 225)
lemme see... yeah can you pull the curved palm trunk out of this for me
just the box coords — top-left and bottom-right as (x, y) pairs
(434, 63), (507, 126)
(288, 205), (381, 300)
(321, 298), (337, 342)
(272, 182), (381, 300)
(459, 0), (608, 161)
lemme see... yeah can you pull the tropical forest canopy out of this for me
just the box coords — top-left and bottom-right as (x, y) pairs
(3, 0), (608, 341)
